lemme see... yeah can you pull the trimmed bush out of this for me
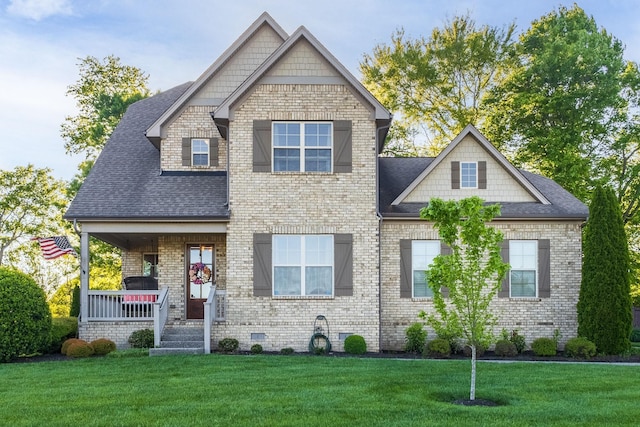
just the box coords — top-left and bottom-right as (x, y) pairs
(91, 338), (117, 355)
(510, 330), (526, 354)
(494, 339), (517, 357)
(462, 343), (485, 357)
(404, 323), (427, 354)
(280, 347), (294, 355)
(250, 344), (263, 354)
(218, 338), (239, 353)
(48, 317), (78, 353)
(0, 267), (52, 361)
(62, 338), (86, 355)
(66, 341), (95, 358)
(128, 329), (154, 348)
(531, 337), (557, 356)
(426, 338), (451, 358)
(344, 335), (367, 355)
(630, 329), (640, 343)
(565, 337), (597, 359)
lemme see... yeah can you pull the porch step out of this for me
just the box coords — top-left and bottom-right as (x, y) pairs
(149, 325), (205, 356)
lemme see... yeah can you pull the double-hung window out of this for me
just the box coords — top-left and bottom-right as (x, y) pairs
(412, 240), (440, 297)
(273, 122), (332, 172)
(509, 240), (537, 297)
(461, 162), (477, 188)
(191, 139), (210, 166)
(273, 235), (334, 296)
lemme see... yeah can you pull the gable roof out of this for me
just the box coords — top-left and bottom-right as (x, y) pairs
(391, 125), (550, 206)
(212, 25), (392, 144)
(64, 83), (229, 222)
(145, 12), (289, 147)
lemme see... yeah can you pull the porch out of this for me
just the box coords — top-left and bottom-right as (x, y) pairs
(82, 286), (226, 353)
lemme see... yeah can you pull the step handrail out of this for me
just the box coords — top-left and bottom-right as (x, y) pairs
(153, 288), (170, 348)
(203, 285), (217, 353)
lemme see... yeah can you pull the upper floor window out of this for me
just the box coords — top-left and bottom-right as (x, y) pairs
(509, 240), (537, 297)
(461, 162), (477, 188)
(273, 122), (332, 172)
(272, 234), (334, 296)
(411, 240), (441, 297)
(191, 139), (210, 166)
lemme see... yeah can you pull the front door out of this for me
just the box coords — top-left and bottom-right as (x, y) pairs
(187, 244), (214, 319)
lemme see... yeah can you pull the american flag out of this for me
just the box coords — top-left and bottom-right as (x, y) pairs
(34, 236), (77, 260)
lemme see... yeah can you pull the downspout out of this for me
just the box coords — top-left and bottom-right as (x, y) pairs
(211, 113), (231, 216)
(375, 117), (392, 353)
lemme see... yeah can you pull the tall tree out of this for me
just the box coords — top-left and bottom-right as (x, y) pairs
(419, 197), (508, 401)
(578, 186), (632, 355)
(361, 15), (515, 155)
(0, 165), (68, 267)
(485, 5), (625, 202)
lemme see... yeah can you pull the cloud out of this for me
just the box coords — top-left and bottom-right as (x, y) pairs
(7, 0), (73, 21)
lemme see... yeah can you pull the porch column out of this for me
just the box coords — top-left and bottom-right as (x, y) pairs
(80, 231), (89, 321)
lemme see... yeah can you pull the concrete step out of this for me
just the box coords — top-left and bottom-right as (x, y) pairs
(159, 340), (204, 349)
(162, 331), (204, 341)
(149, 347), (204, 356)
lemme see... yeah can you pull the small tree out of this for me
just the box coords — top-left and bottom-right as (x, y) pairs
(419, 197), (508, 401)
(578, 186), (632, 354)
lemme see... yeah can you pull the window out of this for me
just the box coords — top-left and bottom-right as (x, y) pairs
(411, 240), (440, 297)
(191, 139), (209, 166)
(461, 162), (477, 188)
(142, 253), (158, 278)
(273, 122), (332, 172)
(272, 235), (334, 296)
(509, 240), (537, 297)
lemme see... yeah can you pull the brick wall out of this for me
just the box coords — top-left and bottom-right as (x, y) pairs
(380, 220), (583, 350)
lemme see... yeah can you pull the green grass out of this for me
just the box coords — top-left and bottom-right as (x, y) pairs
(1, 354), (639, 426)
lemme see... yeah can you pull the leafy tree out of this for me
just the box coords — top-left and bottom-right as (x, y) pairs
(485, 5), (625, 202)
(361, 14), (515, 155)
(578, 186), (632, 354)
(0, 165), (69, 267)
(419, 197), (508, 401)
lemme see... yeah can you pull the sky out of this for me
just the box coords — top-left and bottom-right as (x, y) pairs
(2, 0), (640, 181)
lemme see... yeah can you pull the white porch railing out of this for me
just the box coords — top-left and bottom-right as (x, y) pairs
(204, 286), (227, 353)
(153, 288), (169, 347)
(87, 289), (165, 321)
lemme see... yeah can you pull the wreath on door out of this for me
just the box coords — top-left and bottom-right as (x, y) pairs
(189, 262), (212, 284)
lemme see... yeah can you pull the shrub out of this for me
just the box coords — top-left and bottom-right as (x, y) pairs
(70, 285), (80, 318)
(250, 344), (263, 354)
(565, 337), (597, 359)
(510, 330), (527, 353)
(62, 338), (86, 355)
(462, 343), (485, 357)
(48, 317), (78, 353)
(91, 338), (117, 355)
(0, 267), (52, 362)
(66, 341), (95, 358)
(218, 338), (239, 353)
(531, 337), (557, 356)
(404, 323), (427, 354)
(494, 339), (517, 357)
(280, 347), (294, 355)
(630, 329), (640, 343)
(128, 329), (154, 348)
(344, 335), (367, 355)
(426, 338), (451, 358)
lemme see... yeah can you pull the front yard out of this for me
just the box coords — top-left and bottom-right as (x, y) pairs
(2, 354), (639, 426)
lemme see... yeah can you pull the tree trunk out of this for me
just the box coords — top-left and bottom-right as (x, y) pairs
(470, 344), (476, 401)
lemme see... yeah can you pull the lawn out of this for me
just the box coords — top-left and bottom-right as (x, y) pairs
(1, 354), (639, 426)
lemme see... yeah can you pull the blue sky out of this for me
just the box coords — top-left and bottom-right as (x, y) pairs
(2, 0), (640, 181)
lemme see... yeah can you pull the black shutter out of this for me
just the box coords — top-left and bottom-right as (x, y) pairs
(333, 120), (352, 173)
(439, 242), (452, 297)
(478, 161), (487, 189)
(334, 234), (353, 296)
(400, 240), (412, 298)
(182, 138), (191, 166)
(538, 239), (551, 298)
(253, 120), (272, 172)
(451, 161), (460, 189)
(253, 234), (272, 297)
(209, 138), (219, 167)
(499, 240), (510, 298)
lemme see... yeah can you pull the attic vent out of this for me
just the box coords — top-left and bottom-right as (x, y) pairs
(338, 333), (352, 340)
(251, 333), (266, 341)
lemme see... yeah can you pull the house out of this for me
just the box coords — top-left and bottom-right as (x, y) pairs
(65, 12), (588, 353)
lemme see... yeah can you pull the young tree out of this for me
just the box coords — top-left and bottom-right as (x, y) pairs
(578, 186), (632, 354)
(419, 197), (508, 401)
(361, 14), (515, 155)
